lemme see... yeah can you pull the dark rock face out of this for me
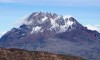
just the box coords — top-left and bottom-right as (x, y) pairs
(0, 12), (100, 60)
(0, 48), (85, 60)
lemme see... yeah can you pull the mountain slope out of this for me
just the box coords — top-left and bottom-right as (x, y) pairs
(0, 48), (85, 60)
(0, 12), (100, 60)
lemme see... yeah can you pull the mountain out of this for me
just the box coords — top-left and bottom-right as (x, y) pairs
(0, 12), (100, 60)
(0, 48), (85, 60)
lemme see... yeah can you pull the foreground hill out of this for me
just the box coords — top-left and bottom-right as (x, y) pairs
(0, 48), (85, 60)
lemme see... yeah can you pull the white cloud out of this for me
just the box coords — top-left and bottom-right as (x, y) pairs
(85, 25), (100, 33)
(14, 14), (30, 28)
(63, 15), (72, 20)
(0, 31), (7, 38)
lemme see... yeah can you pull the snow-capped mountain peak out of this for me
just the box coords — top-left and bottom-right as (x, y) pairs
(21, 12), (81, 33)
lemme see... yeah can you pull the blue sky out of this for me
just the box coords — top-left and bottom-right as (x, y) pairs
(0, 0), (100, 35)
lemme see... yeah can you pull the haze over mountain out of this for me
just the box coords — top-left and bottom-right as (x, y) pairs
(0, 12), (100, 60)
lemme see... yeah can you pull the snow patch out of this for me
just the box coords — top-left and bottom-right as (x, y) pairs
(50, 18), (59, 30)
(67, 20), (74, 26)
(31, 26), (42, 33)
(50, 16), (61, 28)
(42, 16), (47, 22)
(50, 15), (74, 33)
(34, 12), (39, 16)
(58, 20), (74, 33)
(22, 34), (25, 36)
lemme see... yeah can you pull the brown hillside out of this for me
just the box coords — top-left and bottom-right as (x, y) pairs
(0, 48), (85, 60)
